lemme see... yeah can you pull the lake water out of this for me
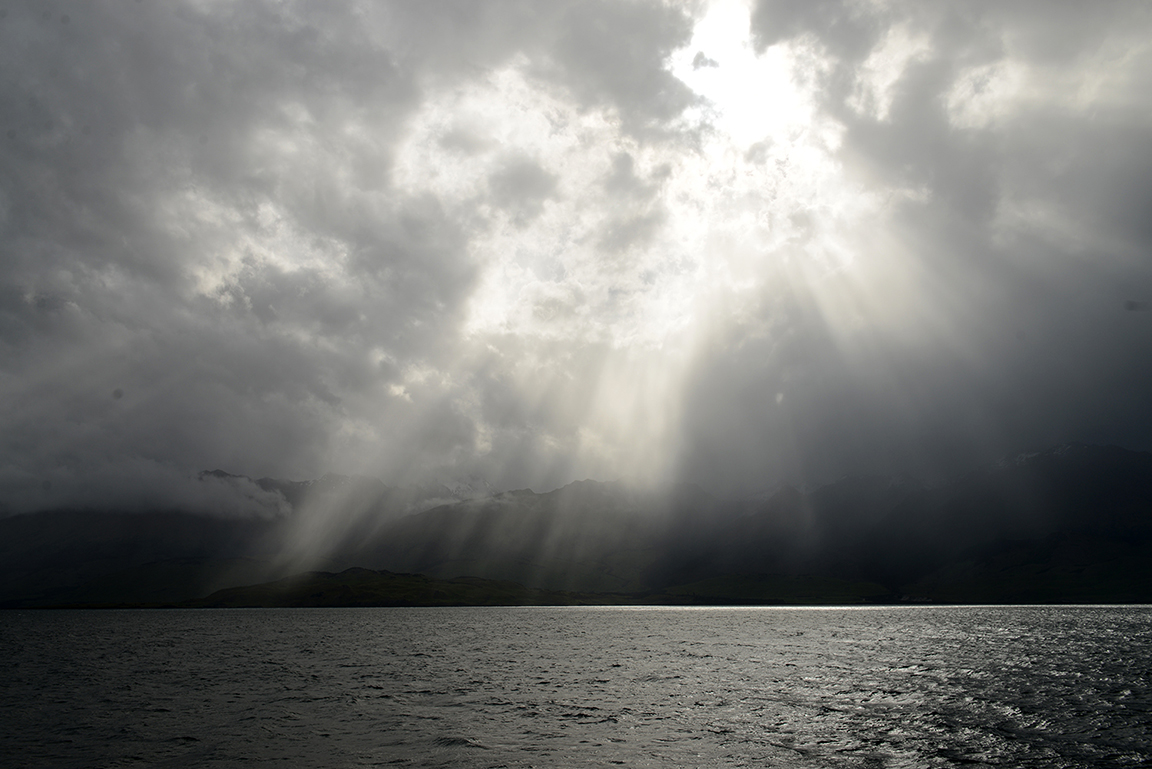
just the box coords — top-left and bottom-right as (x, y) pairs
(2, 606), (1150, 768)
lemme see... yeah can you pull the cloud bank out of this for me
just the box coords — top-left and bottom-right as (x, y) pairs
(1, 0), (1149, 514)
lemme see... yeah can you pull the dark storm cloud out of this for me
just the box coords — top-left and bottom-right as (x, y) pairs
(2, 0), (1150, 515)
(0, 1), (422, 512)
(0, 0), (699, 514)
(670, 0), (1152, 490)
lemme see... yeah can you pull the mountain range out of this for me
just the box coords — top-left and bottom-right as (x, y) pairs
(2, 444), (1150, 607)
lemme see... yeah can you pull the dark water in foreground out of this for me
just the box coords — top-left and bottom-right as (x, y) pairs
(2, 606), (1150, 768)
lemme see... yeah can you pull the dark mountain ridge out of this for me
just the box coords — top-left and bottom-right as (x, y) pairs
(3, 444), (1150, 607)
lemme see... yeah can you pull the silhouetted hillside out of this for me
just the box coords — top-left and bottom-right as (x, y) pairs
(188, 567), (613, 608)
(3, 444), (1150, 606)
(342, 444), (1152, 601)
(0, 510), (282, 607)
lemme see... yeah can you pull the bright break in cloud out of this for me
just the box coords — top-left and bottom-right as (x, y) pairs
(1, 0), (1151, 515)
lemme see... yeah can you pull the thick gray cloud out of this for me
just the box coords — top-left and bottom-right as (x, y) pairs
(672, 0), (1152, 489)
(0, 0), (698, 513)
(0, 0), (1149, 514)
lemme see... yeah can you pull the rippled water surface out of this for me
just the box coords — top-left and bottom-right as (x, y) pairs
(2, 606), (1151, 767)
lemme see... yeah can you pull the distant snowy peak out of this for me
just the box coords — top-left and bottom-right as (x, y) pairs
(439, 476), (495, 498)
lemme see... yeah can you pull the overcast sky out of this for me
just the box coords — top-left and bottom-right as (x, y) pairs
(2, 0), (1150, 514)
